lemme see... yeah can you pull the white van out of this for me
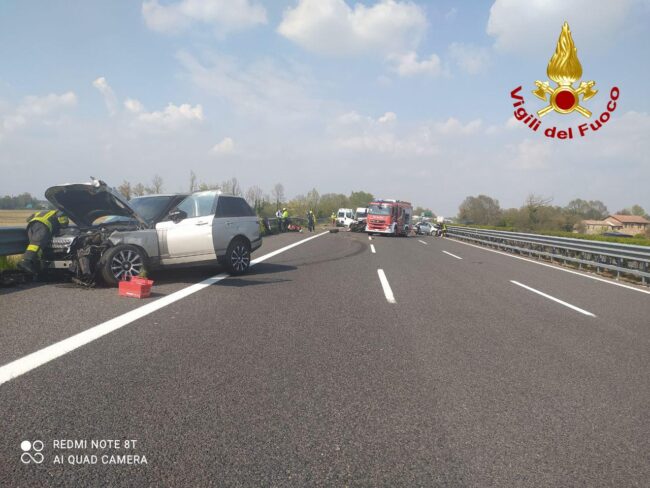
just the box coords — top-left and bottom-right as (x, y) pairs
(355, 207), (368, 223)
(336, 208), (355, 227)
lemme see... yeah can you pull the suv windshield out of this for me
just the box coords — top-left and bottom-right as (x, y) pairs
(368, 204), (391, 216)
(129, 196), (175, 223)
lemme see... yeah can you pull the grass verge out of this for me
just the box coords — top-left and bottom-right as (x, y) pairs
(0, 255), (20, 271)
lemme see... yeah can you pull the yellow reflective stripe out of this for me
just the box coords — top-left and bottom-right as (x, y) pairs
(27, 244), (40, 252)
(29, 210), (57, 232)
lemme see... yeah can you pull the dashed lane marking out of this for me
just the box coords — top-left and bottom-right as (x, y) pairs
(442, 250), (463, 260)
(510, 280), (595, 317)
(377, 269), (396, 304)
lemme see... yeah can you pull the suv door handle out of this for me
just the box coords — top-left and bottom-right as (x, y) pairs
(225, 221), (233, 226)
(195, 221), (209, 226)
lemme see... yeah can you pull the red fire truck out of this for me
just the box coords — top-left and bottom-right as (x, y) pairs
(365, 199), (413, 236)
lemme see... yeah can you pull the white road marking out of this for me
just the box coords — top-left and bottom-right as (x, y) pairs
(510, 280), (596, 317)
(449, 238), (650, 296)
(0, 232), (329, 386)
(368, 236), (372, 240)
(377, 269), (396, 304)
(370, 244), (376, 253)
(418, 240), (428, 245)
(442, 250), (463, 260)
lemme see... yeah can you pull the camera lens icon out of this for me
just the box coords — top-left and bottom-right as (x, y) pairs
(20, 440), (44, 464)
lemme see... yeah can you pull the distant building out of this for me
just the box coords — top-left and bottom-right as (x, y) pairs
(607, 214), (650, 236)
(580, 214), (649, 236)
(581, 219), (617, 235)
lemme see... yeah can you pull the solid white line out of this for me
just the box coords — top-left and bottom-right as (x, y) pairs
(418, 240), (428, 245)
(377, 269), (396, 304)
(0, 231), (329, 386)
(370, 244), (376, 254)
(510, 280), (596, 317)
(442, 250), (462, 260)
(449, 238), (650, 296)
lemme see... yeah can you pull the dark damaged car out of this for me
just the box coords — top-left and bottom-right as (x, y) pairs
(42, 180), (261, 285)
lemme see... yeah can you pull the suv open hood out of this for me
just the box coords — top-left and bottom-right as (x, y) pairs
(45, 179), (147, 228)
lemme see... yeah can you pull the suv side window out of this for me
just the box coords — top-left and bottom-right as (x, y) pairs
(216, 197), (255, 218)
(176, 192), (218, 218)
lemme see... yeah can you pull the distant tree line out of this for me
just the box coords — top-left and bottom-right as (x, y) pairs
(458, 194), (649, 236)
(114, 172), (381, 220)
(0, 193), (47, 210)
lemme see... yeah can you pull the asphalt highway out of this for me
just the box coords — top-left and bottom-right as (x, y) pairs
(1, 230), (648, 487)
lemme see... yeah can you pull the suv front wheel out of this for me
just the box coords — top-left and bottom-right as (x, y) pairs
(224, 238), (251, 275)
(100, 244), (148, 286)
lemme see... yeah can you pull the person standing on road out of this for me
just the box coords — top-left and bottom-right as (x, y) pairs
(307, 209), (315, 232)
(275, 208), (282, 233)
(281, 207), (289, 232)
(18, 210), (69, 275)
(330, 212), (336, 226)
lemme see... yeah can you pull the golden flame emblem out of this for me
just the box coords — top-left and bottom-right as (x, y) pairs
(533, 22), (597, 117)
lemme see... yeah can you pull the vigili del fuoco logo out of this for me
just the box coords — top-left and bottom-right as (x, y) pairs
(510, 22), (620, 140)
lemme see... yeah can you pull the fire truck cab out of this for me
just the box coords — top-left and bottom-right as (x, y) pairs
(365, 199), (413, 236)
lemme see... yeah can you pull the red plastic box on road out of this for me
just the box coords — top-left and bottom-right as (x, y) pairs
(118, 277), (154, 299)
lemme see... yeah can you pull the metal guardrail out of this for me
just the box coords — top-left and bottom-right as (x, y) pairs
(0, 227), (28, 257)
(447, 226), (650, 285)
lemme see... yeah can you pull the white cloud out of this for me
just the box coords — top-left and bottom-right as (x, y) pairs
(388, 51), (442, 77)
(487, 0), (635, 54)
(332, 111), (484, 156)
(177, 51), (324, 124)
(90, 78), (202, 132)
(578, 111), (650, 162)
(444, 8), (457, 22)
(133, 102), (204, 131)
(124, 98), (144, 114)
(378, 111), (396, 123)
(211, 137), (235, 154)
(448, 43), (490, 75)
(1, 92), (77, 132)
(508, 138), (551, 170)
(92, 77), (118, 115)
(336, 131), (438, 156)
(278, 0), (427, 56)
(434, 117), (482, 135)
(278, 0), (442, 78)
(336, 111), (363, 125)
(335, 110), (396, 126)
(142, 0), (267, 35)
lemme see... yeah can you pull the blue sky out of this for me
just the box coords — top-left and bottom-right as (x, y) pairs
(0, 0), (648, 216)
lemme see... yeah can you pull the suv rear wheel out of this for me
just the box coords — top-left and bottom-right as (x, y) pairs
(224, 238), (251, 275)
(100, 244), (148, 286)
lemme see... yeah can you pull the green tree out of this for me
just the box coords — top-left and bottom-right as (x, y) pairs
(318, 193), (349, 219)
(564, 199), (608, 220)
(348, 191), (374, 209)
(458, 195), (502, 225)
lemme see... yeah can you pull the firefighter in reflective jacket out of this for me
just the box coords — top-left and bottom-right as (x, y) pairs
(281, 208), (289, 232)
(18, 210), (69, 275)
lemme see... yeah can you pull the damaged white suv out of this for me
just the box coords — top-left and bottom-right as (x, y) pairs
(44, 179), (262, 285)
